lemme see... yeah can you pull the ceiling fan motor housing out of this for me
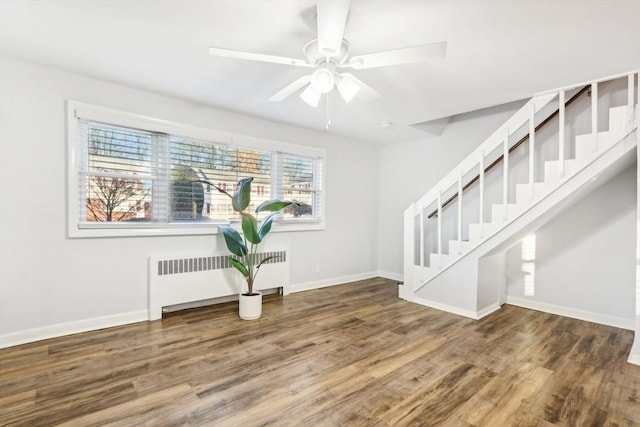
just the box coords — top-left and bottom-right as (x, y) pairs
(303, 39), (351, 65)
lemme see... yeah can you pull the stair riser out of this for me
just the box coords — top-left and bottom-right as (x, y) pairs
(515, 183), (546, 204)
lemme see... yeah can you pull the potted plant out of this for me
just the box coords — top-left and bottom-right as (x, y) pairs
(204, 176), (295, 320)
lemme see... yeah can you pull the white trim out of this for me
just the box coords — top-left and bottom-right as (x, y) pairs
(398, 283), (409, 300)
(507, 296), (634, 330)
(70, 101), (325, 158)
(289, 271), (379, 293)
(410, 295), (484, 320)
(377, 270), (403, 282)
(70, 220), (326, 239)
(477, 303), (501, 319)
(0, 310), (149, 350)
(628, 352), (640, 366)
(629, 316), (640, 365)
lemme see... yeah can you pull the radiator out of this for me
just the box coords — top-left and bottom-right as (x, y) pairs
(148, 249), (289, 320)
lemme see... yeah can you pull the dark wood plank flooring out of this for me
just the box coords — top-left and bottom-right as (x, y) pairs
(1, 278), (640, 426)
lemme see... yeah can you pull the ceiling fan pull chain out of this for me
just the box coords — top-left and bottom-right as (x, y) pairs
(325, 94), (331, 130)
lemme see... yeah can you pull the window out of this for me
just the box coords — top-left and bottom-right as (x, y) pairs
(278, 153), (321, 218)
(68, 101), (325, 237)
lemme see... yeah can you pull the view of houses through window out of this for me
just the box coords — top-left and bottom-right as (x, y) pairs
(80, 120), (320, 227)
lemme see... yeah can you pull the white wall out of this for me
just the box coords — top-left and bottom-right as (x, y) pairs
(506, 163), (637, 327)
(376, 101), (525, 277)
(0, 56), (379, 339)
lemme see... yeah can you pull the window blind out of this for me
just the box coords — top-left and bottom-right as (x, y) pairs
(75, 115), (324, 231)
(81, 121), (154, 223)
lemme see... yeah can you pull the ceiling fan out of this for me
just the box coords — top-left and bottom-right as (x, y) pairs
(209, 0), (446, 107)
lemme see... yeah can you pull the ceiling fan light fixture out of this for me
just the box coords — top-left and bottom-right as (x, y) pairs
(336, 75), (360, 103)
(310, 68), (335, 94)
(300, 84), (321, 107)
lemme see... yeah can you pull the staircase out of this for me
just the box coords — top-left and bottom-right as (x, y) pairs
(400, 71), (639, 320)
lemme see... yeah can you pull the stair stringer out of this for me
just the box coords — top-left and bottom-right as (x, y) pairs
(402, 129), (638, 319)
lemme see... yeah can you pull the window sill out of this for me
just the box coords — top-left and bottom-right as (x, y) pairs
(69, 219), (325, 238)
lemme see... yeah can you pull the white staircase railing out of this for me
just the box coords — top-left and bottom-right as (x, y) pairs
(403, 70), (639, 296)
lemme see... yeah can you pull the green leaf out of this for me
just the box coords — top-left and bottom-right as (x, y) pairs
(257, 212), (279, 241)
(228, 257), (249, 277)
(219, 225), (247, 257)
(256, 255), (276, 270)
(232, 177), (253, 212)
(255, 199), (295, 213)
(241, 213), (261, 244)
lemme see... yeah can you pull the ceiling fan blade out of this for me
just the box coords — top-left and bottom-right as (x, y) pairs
(209, 47), (313, 68)
(268, 75), (312, 102)
(345, 41), (447, 69)
(317, 0), (350, 57)
(338, 73), (380, 102)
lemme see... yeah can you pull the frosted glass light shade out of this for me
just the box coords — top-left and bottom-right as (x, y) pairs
(310, 68), (335, 94)
(300, 84), (321, 107)
(336, 75), (360, 103)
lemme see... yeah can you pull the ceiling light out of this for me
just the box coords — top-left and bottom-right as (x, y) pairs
(336, 75), (360, 103)
(310, 68), (335, 94)
(300, 84), (321, 107)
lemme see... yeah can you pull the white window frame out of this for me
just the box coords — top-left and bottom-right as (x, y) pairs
(67, 100), (326, 238)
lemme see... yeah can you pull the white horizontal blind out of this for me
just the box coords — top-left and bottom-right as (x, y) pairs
(75, 115), (324, 230)
(168, 136), (273, 222)
(276, 152), (322, 219)
(81, 120), (154, 224)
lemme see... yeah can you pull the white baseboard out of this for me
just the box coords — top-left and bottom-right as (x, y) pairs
(410, 295), (486, 320)
(1, 271), (394, 349)
(477, 303), (501, 319)
(506, 296), (634, 330)
(0, 310), (148, 350)
(377, 270), (403, 282)
(627, 353), (640, 366)
(631, 316), (640, 366)
(290, 271), (379, 293)
(628, 338), (640, 366)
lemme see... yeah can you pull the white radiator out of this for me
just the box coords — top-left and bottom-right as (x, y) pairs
(148, 248), (289, 320)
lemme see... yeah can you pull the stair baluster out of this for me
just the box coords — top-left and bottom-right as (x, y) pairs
(502, 128), (509, 222)
(529, 103), (536, 201)
(457, 170), (463, 254)
(592, 81), (599, 153)
(559, 90), (566, 178)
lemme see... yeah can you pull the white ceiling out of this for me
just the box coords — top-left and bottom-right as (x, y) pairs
(0, 0), (638, 144)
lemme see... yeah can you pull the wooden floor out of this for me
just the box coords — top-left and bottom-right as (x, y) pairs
(2, 278), (640, 426)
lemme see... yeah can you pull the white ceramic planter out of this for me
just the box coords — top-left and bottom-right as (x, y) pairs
(239, 292), (262, 320)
